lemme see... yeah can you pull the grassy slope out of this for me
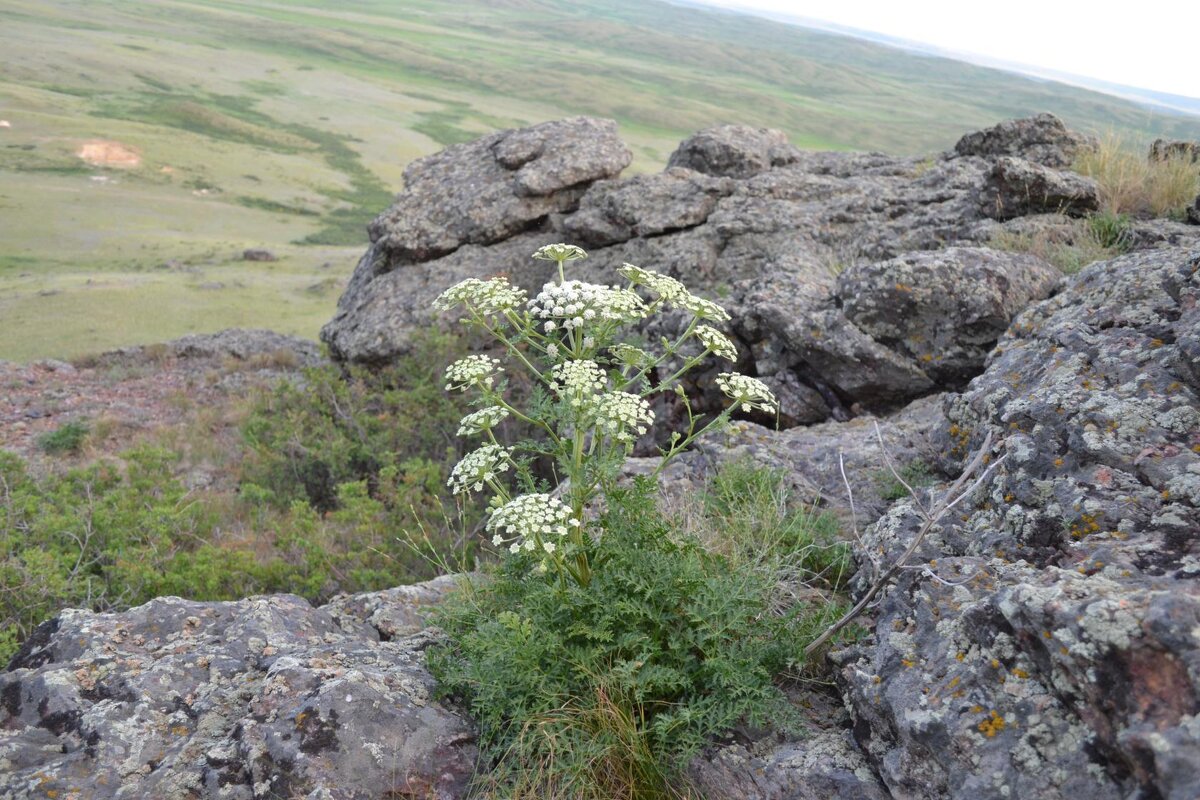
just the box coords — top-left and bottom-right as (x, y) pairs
(2, 0), (1198, 360)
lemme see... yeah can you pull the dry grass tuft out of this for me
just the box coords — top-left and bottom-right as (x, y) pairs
(1073, 132), (1200, 218)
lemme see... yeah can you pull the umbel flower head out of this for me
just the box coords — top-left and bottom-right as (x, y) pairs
(549, 360), (607, 408)
(433, 277), (526, 315)
(529, 280), (645, 332)
(696, 325), (738, 361)
(445, 355), (502, 392)
(533, 243), (588, 263)
(592, 392), (654, 444)
(457, 406), (510, 436)
(716, 373), (777, 414)
(618, 264), (686, 302)
(488, 493), (577, 554)
(448, 444), (511, 494)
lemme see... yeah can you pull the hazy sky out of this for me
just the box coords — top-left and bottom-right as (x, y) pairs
(694, 0), (1200, 99)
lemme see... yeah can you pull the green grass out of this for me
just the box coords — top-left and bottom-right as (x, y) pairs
(1, 0), (1198, 359)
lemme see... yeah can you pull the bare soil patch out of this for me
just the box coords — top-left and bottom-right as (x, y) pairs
(76, 140), (142, 168)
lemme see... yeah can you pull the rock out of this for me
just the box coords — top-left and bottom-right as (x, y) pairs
(1189, 195), (1200, 225)
(0, 584), (476, 799)
(667, 124), (801, 178)
(981, 156), (1100, 219)
(31, 358), (77, 374)
(1149, 139), (1200, 163)
(561, 168), (734, 246)
(367, 116), (630, 263)
(954, 113), (1095, 168)
(633, 394), (948, 527)
(835, 247), (1060, 387)
(835, 246), (1200, 799)
(686, 691), (890, 800)
(241, 248), (277, 262)
(161, 329), (323, 365)
(322, 574), (461, 640)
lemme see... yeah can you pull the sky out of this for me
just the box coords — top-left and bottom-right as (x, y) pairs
(693, 0), (1200, 99)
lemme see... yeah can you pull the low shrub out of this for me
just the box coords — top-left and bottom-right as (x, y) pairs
(431, 477), (847, 798)
(37, 420), (90, 455)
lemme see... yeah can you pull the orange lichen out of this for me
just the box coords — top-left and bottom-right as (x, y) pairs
(978, 710), (1007, 738)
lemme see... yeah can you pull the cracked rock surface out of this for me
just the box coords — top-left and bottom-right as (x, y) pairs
(0, 586), (475, 799)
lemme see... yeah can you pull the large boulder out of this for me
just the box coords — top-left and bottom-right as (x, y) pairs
(1149, 139), (1200, 163)
(835, 246), (1200, 799)
(981, 156), (1100, 219)
(0, 587), (477, 800)
(747, 247), (1060, 411)
(368, 116), (631, 263)
(954, 113), (1095, 168)
(666, 123), (801, 178)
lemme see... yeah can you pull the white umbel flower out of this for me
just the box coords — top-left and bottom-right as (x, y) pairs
(433, 277), (526, 315)
(457, 406), (510, 436)
(677, 292), (731, 322)
(715, 373), (777, 414)
(444, 355), (502, 392)
(619, 263), (687, 301)
(528, 280), (645, 331)
(447, 444), (511, 494)
(696, 325), (738, 361)
(550, 360), (607, 409)
(487, 493), (574, 553)
(533, 243), (588, 262)
(609, 343), (652, 367)
(593, 392), (654, 444)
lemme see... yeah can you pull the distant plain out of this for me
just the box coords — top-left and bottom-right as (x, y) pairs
(3, 0), (1198, 360)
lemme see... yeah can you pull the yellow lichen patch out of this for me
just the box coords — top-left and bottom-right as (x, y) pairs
(1012, 668), (1029, 680)
(978, 710), (1007, 738)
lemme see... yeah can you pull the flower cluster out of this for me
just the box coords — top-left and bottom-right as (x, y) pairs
(697, 325), (737, 361)
(716, 373), (777, 414)
(619, 264), (686, 302)
(529, 280), (645, 332)
(533, 243), (588, 262)
(433, 277), (526, 315)
(457, 406), (510, 436)
(609, 343), (651, 367)
(549, 360), (607, 408)
(677, 293), (731, 322)
(444, 355), (502, 392)
(488, 493), (577, 554)
(447, 444), (511, 494)
(592, 392), (654, 444)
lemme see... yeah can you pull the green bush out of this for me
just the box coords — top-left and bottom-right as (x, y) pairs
(240, 331), (470, 511)
(430, 475), (849, 798)
(37, 420), (90, 455)
(1086, 211), (1134, 252)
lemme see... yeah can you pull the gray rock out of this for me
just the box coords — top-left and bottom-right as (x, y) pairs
(954, 113), (1095, 168)
(835, 246), (1200, 799)
(241, 248), (277, 262)
(561, 167), (734, 246)
(667, 124), (801, 178)
(367, 116), (630, 263)
(0, 586), (476, 799)
(981, 156), (1100, 219)
(836, 247), (1060, 387)
(165, 329), (323, 365)
(686, 692), (890, 800)
(1149, 139), (1200, 163)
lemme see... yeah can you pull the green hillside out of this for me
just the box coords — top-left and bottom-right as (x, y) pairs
(2, 0), (1198, 360)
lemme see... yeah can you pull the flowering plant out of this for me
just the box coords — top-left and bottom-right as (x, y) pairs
(433, 243), (776, 586)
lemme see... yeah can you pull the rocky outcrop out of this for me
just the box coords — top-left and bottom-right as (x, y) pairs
(322, 114), (1100, 425)
(954, 113), (1095, 168)
(0, 588), (476, 799)
(834, 246), (1200, 799)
